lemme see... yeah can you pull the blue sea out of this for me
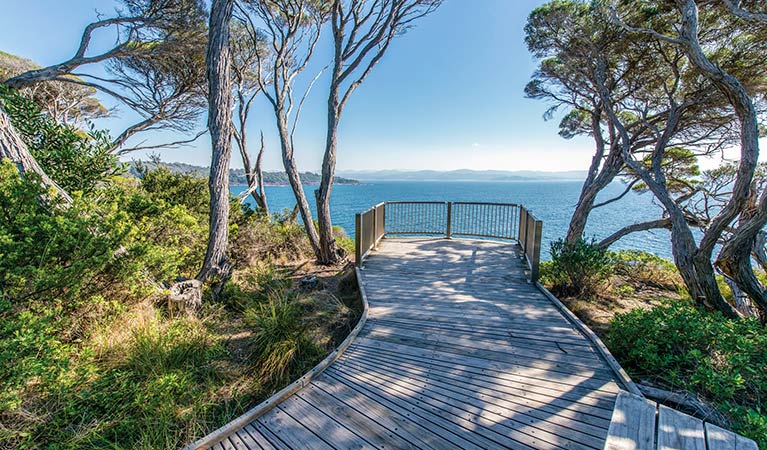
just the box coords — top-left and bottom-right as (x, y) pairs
(232, 181), (670, 260)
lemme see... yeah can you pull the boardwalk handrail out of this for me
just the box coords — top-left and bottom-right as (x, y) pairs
(355, 202), (385, 263)
(355, 201), (543, 281)
(519, 206), (543, 282)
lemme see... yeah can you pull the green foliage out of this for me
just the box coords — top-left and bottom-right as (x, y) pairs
(610, 249), (682, 291)
(608, 303), (767, 446)
(0, 160), (132, 302)
(244, 289), (324, 389)
(0, 85), (122, 195)
(136, 164), (210, 218)
(231, 212), (311, 266)
(548, 237), (613, 296)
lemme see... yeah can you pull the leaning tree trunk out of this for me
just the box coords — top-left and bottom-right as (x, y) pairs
(0, 104), (72, 204)
(677, 0), (760, 261)
(275, 115), (321, 256)
(567, 150), (624, 242)
(715, 206), (767, 317)
(316, 86), (344, 265)
(197, 0), (235, 284)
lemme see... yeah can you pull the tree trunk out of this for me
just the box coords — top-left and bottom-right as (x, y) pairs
(0, 104), (72, 204)
(597, 218), (672, 249)
(567, 149), (624, 242)
(721, 274), (757, 318)
(566, 110), (623, 243)
(716, 213), (767, 317)
(197, 0), (235, 284)
(316, 90), (343, 265)
(677, 0), (760, 259)
(275, 114), (321, 255)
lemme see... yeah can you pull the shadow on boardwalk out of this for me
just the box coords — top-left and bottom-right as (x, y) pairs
(202, 238), (629, 450)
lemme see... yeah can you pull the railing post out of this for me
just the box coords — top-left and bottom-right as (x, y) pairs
(446, 202), (452, 239)
(531, 219), (543, 283)
(519, 207), (527, 256)
(355, 213), (362, 266)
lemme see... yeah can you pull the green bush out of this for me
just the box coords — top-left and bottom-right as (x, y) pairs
(610, 249), (682, 290)
(548, 237), (613, 296)
(137, 165), (210, 219)
(0, 160), (133, 303)
(1, 85), (122, 195)
(608, 303), (767, 446)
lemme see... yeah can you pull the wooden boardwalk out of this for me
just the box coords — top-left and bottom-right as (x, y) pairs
(199, 238), (636, 450)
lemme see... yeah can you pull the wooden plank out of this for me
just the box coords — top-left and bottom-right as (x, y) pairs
(322, 370), (538, 450)
(705, 422), (737, 450)
(241, 424), (279, 450)
(370, 316), (596, 348)
(338, 353), (610, 446)
(256, 406), (335, 450)
(352, 337), (620, 395)
(226, 434), (252, 450)
(311, 374), (491, 450)
(342, 349), (618, 416)
(330, 365), (590, 450)
(657, 405), (706, 450)
(276, 396), (370, 449)
(603, 391), (656, 450)
(295, 384), (423, 450)
(735, 433), (759, 450)
(360, 331), (617, 381)
(345, 347), (615, 426)
(361, 324), (604, 367)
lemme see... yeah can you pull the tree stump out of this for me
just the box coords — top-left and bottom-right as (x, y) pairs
(168, 279), (203, 314)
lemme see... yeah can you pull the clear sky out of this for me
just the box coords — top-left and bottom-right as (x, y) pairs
(0, 0), (750, 172)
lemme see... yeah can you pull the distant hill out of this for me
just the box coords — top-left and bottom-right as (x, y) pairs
(127, 161), (360, 185)
(336, 169), (587, 182)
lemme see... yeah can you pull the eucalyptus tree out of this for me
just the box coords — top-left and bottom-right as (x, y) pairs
(529, 0), (755, 317)
(229, 22), (269, 212)
(0, 52), (108, 128)
(612, 0), (767, 317)
(316, 0), (442, 264)
(238, 0), (327, 256)
(525, 1), (737, 247)
(103, 31), (209, 153)
(3, 0), (209, 154)
(525, 1), (630, 243)
(197, 0), (236, 284)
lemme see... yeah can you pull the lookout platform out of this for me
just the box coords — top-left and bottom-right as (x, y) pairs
(187, 201), (757, 450)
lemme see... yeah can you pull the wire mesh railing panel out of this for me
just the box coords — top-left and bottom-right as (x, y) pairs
(451, 202), (518, 240)
(384, 202), (448, 236)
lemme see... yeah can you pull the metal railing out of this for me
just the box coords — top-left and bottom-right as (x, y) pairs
(354, 201), (543, 282)
(519, 206), (543, 283)
(355, 202), (385, 263)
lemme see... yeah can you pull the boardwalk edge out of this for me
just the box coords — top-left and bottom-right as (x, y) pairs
(534, 281), (643, 397)
(182, 266), (371, 450)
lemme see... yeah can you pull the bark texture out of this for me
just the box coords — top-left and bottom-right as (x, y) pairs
(197, 0), (235, 283)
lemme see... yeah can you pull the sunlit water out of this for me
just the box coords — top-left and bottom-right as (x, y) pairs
(232, 181), (670, 260)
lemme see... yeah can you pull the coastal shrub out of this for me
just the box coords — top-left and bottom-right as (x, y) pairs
(0, 85), (122, 195)
(244, 289), (324, 388)
(548, 237), (613, 297)
(137, 165), (210, 218)
(608, 303), (767, 445)
(232, 213), (311, 265)
(610, 250), (682, 290)
(0, 160), (133, 303)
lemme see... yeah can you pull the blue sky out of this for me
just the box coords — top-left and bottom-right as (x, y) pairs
(0, 1), (742, 172)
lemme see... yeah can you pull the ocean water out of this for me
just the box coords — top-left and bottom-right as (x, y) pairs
(232, 181), (671, 260)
